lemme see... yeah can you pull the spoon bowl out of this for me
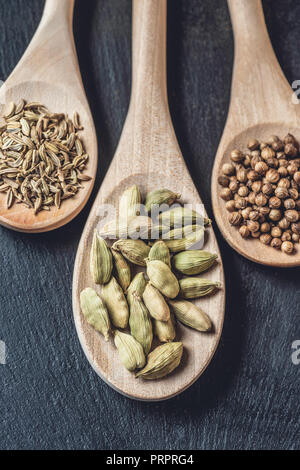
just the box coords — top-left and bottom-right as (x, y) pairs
(0, 0), (97, 233)
(212, 0), (300, 267)
(73, 0), (225, 401)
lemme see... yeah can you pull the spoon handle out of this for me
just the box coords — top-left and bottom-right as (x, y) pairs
(130, 0), (169, 113)
(41, 0), (75, 26)
(228, 0), (270, 46)
(227, 0), (293, 126)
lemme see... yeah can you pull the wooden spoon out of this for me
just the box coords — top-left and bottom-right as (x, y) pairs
(0, 0), (97, 233)
(212, 0), (300, 267)
(73, 0), (225, 401)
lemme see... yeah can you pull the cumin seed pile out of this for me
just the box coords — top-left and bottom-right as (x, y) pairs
(0, 100), (91, 214)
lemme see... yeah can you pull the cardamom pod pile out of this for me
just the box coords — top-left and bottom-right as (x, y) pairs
(80, 185), (221, 380)
(218, 134), (300, 254)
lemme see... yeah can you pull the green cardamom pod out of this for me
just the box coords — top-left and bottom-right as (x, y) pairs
(112, 239), (150, 266)
(112, 248), (131, 291)
(90, 230), (113, 284)
(154, 314), (176, 343)
(80, 288), (111, 341)
(163, 229), (205, 253)
(146, 260), (179, 299)
(149, 223), (169, 240)
(145, 189), (181, 213)
(127, 272), (147, 307)
(168, 299), (212, 332)
(114, 330), (145, 371)
(179, 278), (221, 299)
(172, 250), (217, 275)
(119, 185), (141, 218)
(99, 216), (152, 240)
(162, 224), (203, 240)
(142, 282), (170, 321)
(158, 207), (211, 228)
(101, 277), (129, 328)
(148, 240), (171, 267)
(136, 342), (183, 380)
(129, 295), (153, 354)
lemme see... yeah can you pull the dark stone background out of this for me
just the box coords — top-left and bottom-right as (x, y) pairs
(0, 0), (299, 450)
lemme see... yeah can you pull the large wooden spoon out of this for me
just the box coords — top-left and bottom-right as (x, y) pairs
(212, 0), (300, 267)
(73, 0), (225, 401)
(0, 0), (97, 233)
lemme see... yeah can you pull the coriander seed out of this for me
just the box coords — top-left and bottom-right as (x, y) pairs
(247, 170), (259, 181)
(284, 199), (296, 210)
(218, 175), (230, 187)
(285, 210), (299, 223)
(271, 238), (282, 249)
(237, 168), (248, 183)
(247, 139), (259, 151)
(260, 234), (271, 245)
(259, 206), (270, 216)
(255, 193), (268, 206)
(269, 209), (282, 222)
(238, 186), (249, 197)
(274, 187), (289, 199)
(248, 220), (260, 232)
(241, 207), (251, 219)
(235, 197), (248, 210)
(261, 147), (275, 160)
(278, 217), (290, 229)
(261, 222), (271, 233)
(229, 181), (239, 192)
(266, 169), (280, 183)
(220, 188), (232, 201)
(278, 167), (288, 178)
(255, 162), (268, 175)
(292, 233), (300, 243)
(222, 163), (235, 176)
(249, 210), (260, 221)
(287, 164), (298, 176)
(229, 212), (242, 226)
(278, 178), (290, 189)
(271, 226), (282, 238)
(225, 200), (236, 212)
(293, 171), (300, 185)
(289, 188), (298, 200)
(281, 241), (294, 254)
(230, 149), (244, 163)
(269, 197), (281, 209)
(281, 231), (291, 242)
(247, 192), (256, 204)
(285, 144), (298, 157)
(239, 225), (250, 238)
(252, 181), (262, 193)
(291, 222), (300, 234)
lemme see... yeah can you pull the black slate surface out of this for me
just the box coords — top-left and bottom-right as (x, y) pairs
(0, 0), (299, 451)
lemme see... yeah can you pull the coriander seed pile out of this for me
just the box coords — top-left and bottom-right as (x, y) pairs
(0, 100), (91, 214)
(218, 134), (300, 254)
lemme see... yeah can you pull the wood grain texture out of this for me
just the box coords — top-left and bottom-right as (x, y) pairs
(0, 0), (97, 233)
(0, 0), (299, 450)
(212, 0), (300, 267)
(72, 0), (225, 401)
